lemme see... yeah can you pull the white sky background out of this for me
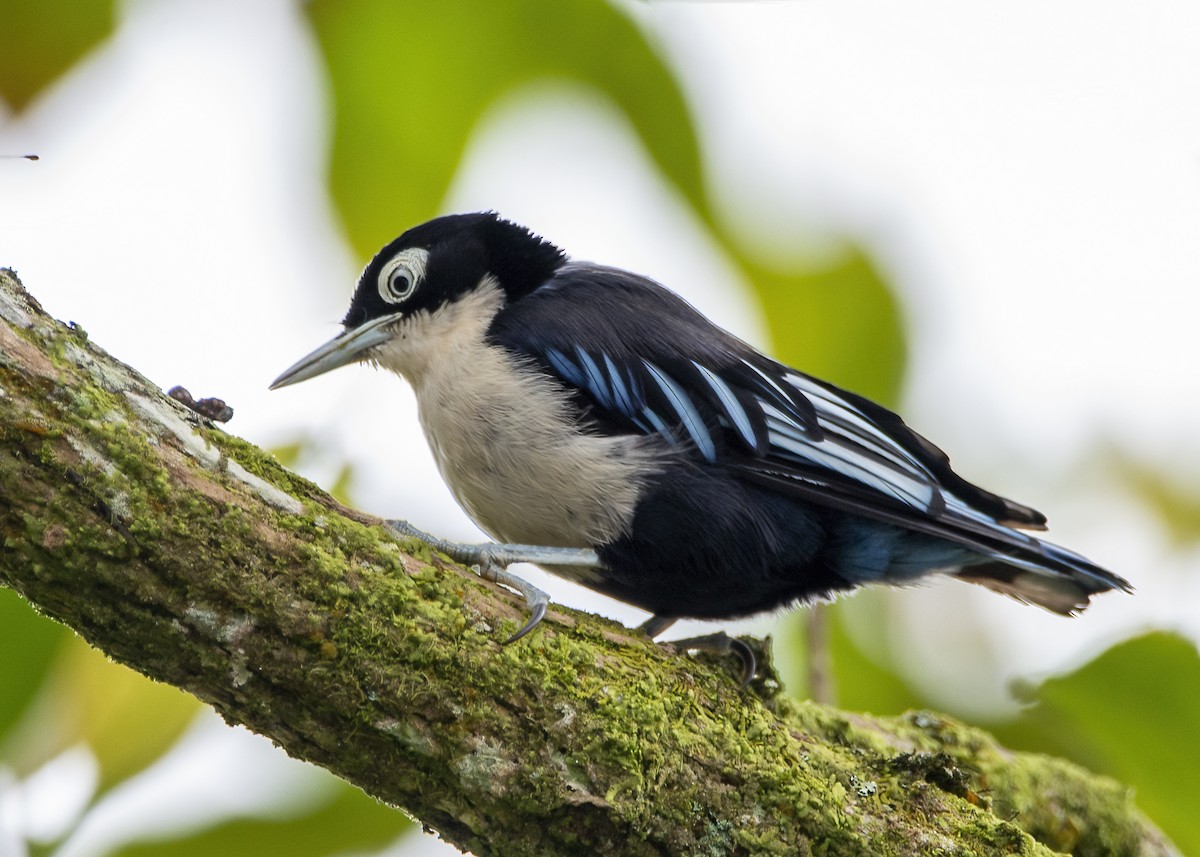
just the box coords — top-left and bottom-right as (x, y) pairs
(2, 0), (1199, 854)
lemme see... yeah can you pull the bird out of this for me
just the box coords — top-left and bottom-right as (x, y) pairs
(271, 211), (1131, 681)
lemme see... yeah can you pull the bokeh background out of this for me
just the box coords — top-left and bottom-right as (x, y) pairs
(2, 1), (1199, 854)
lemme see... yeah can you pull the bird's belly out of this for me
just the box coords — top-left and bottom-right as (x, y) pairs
(431, 433), (639, 547)
(414, 351), (662, 551)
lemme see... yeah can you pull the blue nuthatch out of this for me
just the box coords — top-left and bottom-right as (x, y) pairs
(272, 212), (1130, 680)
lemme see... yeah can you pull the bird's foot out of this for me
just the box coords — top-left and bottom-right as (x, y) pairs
(638, 615), (757, 688)
(672, 633), (757, 688)
(384, 519), (598, 643)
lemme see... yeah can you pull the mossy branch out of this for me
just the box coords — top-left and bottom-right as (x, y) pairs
(0, 268), (1177, 857)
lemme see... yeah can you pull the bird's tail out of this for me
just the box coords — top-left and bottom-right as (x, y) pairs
(954, 540), (1132, 616)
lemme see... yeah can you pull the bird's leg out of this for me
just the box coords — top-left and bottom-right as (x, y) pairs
(384, 519), (599, 643)
(637, 615), (677, 638)
(639, 615), (757, 688)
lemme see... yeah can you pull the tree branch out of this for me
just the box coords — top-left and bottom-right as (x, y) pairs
(0, 268), (1176, 856)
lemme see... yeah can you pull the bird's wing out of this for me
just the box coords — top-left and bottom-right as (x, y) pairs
(487, 263), (1123, 591)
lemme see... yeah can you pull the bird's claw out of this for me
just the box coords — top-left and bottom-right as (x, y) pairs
(668, 632), (758, 688)
(503, 597), (548, 644)
(477, 559), (551, 644)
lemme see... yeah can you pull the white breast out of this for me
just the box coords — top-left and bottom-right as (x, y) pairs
(370, 281), (663, 549)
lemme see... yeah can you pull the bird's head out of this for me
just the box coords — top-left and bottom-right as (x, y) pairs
(270, 212), (566, 389)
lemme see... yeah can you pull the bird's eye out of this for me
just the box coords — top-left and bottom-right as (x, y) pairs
(377, 248), (428, 304)
(386, 267), (413, 301)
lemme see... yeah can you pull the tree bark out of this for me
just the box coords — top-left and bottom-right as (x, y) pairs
(0, 268), (1177, 856)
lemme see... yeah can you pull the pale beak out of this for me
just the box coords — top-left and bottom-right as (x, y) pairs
(270, 312), (404, 389)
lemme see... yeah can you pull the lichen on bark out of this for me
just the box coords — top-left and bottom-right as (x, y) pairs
(0, 268), (1178, 856)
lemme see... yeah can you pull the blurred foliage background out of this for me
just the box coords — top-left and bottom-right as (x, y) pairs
(2, 0), (1197, 855)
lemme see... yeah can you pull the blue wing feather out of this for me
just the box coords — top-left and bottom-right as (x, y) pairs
(692, 361), (760, 452)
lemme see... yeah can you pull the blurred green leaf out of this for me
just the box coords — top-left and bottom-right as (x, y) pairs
(6, 637), (199, 791)
(269, 440), (308, 469)
(1110, 453), (1200, 547)
(0, 588), (69, 749)
(996, 633), (1200, 857)
(746, 249), (904, 406)
(825, 597), (926, 716)
(308, 0), (703, 257)
(112, 776), (412, 857)
(328, 462), (355, 506)
(0, 0), (116, 112)
(62, 642), (201, 793)
(269, 438), (356, 505)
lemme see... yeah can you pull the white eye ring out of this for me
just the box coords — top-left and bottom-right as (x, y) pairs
(377, 248), (429, 304)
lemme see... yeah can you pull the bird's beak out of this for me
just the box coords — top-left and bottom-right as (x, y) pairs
(270, 312), (404, 389)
